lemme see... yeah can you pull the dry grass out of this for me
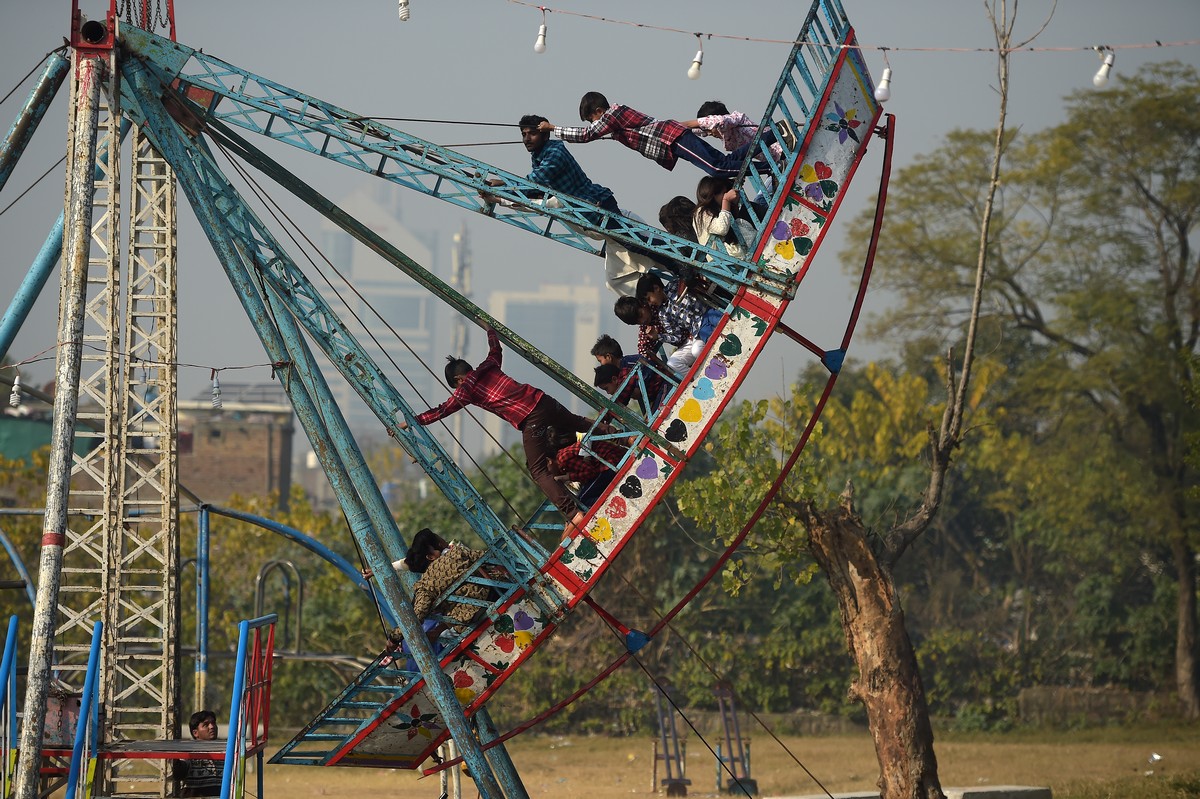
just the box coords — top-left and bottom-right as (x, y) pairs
(262, 728), (1200, 798)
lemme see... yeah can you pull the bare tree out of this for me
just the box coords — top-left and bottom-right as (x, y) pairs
(790, 3), (1054, 796)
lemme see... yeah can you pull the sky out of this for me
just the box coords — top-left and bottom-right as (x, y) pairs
(1, 0), (1197, 419)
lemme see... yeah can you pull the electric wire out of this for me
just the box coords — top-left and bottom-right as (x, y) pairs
(439, 141), (521, 148)
(0, 341), (276, 376)
(628, 653), (758, 798)
(342, 508), (395, 643)
(360, 116), (520, 128)
(504, 0), (1199, 55)
(0, 48), (63, 108)
(0, 154), (66, 217)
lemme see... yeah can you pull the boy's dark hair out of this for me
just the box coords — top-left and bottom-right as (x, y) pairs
(579, 91), (610, 121)
(594, 363), (622, 388)
(189, 710), (216, 735)
(659, 195), (698, 241)
(444, 356), (471, 386)
(614, 296), (643, 326)
(518, 114), (548, 130)
(635, 272), (665, 302)
(405, 528), (445, 574)
(697, 100), (729, 117)
(590, 334), (623, 359)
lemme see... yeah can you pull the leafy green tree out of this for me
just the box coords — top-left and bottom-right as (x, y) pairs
(680, 5), (1044, 796)
(859, 61), (1200, 717)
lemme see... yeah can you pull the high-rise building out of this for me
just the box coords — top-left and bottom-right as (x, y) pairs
(315, 183), (440, 440)
(482, 280), (602, 457)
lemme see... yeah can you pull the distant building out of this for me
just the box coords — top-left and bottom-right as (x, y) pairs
(0, 377), (295, 510)
(483, 281), (602, 457)
(179, 383), (294, 509)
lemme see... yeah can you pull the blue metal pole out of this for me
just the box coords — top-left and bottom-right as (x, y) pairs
(0, 528), (35, 608)
(475, 707), (530, 799)
(0, 49), (69, 192)
(219, 620), (249, 799)
(197, 506), (211, 710)
(1, 615), (19, 775)
(0, 119), (129, 363)
(0, 215), (64, 363)
(220, 615), (275, 799)
(0, 618), (23, 797)
(63, 622), (102, 799)
(120, 61), (510, 799)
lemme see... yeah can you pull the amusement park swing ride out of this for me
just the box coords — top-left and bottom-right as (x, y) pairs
(0, 0), (893, 796)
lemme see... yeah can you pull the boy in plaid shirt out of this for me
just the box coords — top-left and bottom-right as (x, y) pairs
(614, 274), (723, 376)
(401, 324), (604, 532)
(540, 92), (777, 179)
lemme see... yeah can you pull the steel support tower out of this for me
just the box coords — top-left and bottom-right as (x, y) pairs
(16, 6), (180, 798)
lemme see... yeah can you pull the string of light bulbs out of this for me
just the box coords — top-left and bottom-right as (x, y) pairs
(397, 0), (1197, 97)
(510, 2), (1196, 96)
(0, 342), (278, 410)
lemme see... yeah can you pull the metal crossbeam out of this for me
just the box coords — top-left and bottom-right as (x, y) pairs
(118, 26), (791, 299)
(105, 124), (179, 760)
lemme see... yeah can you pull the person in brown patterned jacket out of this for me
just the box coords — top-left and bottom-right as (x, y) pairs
(388, 529), (502, 644)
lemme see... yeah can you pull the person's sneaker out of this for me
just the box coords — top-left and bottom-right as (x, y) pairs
(777, 119), (797, 151)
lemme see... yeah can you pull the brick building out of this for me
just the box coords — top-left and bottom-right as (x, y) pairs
(179, 383), (295, 508)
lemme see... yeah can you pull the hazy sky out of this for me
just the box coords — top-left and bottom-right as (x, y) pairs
(1, 0), (1197, 413)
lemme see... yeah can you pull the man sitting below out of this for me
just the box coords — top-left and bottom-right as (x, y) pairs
(174, 710), (223, 798)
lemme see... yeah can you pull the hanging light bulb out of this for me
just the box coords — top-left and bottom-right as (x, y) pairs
(534, 8), (547, 53)
(687, 34), (704, 80)
(8, 372), (20, 408)
(397, 0), (410, 22)
(1093, 47), (1115, 87)
(874, 67), (893, 102)
(211, 369), (223, 410)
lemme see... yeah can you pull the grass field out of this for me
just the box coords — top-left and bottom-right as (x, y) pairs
(261, 725), (1200, 798)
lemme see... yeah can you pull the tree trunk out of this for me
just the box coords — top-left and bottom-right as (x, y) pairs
(1171, 531), (1200, 719)
(799, 498), (946, 799)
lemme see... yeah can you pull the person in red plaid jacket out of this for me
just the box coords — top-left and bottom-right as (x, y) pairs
(540, 92), (777, 179)
(400, 323), (606, 532)
(551, 437), (626, 510)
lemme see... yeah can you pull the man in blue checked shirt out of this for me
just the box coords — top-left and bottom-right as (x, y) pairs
(481, 114), (620, 228)
(482, 114), (685, 282)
